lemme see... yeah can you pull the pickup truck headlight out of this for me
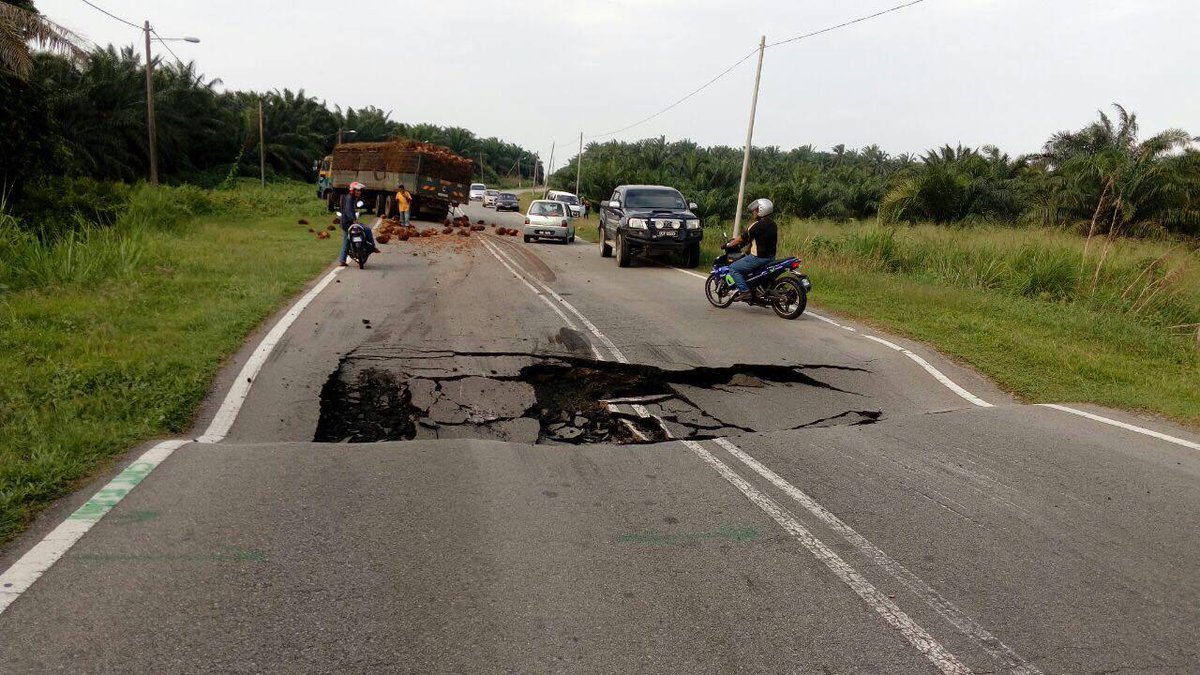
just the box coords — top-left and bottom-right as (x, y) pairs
(686, 219), (701, 230)
(627, 218), (648, 229)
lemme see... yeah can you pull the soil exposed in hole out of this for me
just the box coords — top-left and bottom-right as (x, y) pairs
(314, 352), (879, 445)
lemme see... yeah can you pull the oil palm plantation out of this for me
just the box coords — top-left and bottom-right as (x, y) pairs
(0, 0), (86, 79)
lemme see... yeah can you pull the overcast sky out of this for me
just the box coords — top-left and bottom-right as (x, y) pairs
(38, 0), (1200, 166)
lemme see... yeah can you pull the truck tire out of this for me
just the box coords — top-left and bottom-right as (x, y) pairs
(682, 241), (701, 268)
(326, 191), (337, 213)
(375, 194), (386, 215)
(616, 232), (631, 268)
(599, 226), (613, 257)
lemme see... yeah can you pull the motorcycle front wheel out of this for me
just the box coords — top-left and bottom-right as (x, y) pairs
(771, 277), (807, 319)
(705, 274), (736, 308)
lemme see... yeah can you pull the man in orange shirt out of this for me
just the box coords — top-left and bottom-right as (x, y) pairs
(395, 184), (413, 226)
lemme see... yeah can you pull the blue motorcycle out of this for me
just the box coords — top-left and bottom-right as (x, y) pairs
(706, 238), (812, 320)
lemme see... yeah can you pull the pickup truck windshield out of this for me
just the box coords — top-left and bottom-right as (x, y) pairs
(625, 189), (685, 209)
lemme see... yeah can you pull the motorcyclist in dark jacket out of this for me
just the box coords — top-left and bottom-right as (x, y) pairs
(338, 182), (379, 266)
(726, 198), (777, 301)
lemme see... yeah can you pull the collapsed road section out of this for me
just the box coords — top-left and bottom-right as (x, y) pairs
(314, 349), (880, 445)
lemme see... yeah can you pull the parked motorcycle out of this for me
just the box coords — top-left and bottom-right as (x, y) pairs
(337, 200), (372, 269)
(705, 235), (812, 320)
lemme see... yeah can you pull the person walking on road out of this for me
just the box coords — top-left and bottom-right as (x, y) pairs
(395, 184), (413, 227)
(338, 182), (379, 267)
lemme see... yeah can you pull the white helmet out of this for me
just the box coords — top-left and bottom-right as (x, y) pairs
(749, 197), (774, 217)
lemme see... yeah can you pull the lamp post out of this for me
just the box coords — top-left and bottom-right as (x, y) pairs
(336, 128), (356, 145)
(143, 23), (200, 186)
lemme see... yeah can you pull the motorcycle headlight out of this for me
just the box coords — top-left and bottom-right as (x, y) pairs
(627, 218), (647, 229)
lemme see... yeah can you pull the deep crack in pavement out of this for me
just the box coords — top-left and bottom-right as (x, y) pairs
(314, 351), (880, 445)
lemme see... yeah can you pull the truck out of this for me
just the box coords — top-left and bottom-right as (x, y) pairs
(316, 140), (474, 222)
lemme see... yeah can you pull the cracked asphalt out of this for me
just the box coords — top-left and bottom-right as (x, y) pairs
(1, 202), (1198, 674)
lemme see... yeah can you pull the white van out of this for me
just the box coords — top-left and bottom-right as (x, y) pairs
(545, 190), (584, 217)
(469, 183), (487, 201)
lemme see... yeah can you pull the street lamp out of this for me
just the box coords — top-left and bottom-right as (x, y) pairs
(143, 21), (200, 186)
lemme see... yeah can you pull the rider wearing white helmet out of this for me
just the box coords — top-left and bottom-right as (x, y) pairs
(338, 182), (379, 266)
(726, 197), (778, 302)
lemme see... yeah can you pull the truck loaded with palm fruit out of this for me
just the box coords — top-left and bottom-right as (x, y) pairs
(316, 140), (473, 221)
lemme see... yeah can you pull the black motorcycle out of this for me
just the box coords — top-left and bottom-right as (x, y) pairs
(705, 238), (812, 320)
(338, 200), (372, 269)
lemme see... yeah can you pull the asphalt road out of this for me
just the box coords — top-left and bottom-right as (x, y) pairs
(1, 202), (1198, 674)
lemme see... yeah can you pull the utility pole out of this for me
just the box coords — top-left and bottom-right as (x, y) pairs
(258, 99), (266, 187)
(534, 153), (540, 188)
(546, 142), (555, 196)
(143, 21), (158, 186)
(517, 156), (521, 188)
(574, 132), (583, 197)
(732, 35), (766, 239)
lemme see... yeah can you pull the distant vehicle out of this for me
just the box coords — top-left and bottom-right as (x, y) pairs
(495, 192), (519, 212)
(599, 184), (703, 268)
(546, 190), (584, 218)
(483, 189), (500, 208)
(524, 200), (575, 244)
(469, 183), (487, 201)
(317, 141), (472, 222)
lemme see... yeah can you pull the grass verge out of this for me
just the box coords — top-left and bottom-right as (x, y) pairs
(0, 182), (334, 544)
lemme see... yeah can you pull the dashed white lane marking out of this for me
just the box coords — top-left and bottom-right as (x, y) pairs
(1, 265), (345, 615)
(1038, 404), (1200, 452)
(0, 439), (189, 615)
(711, 437), (1042, 674)
(490, 245), (985, 674)
(197, 267), (344, 443)
(681, 439), (973, 675)
(664, 263), (1198, 450)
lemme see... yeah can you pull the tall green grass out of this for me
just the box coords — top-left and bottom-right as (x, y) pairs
(1, 180), (317, 295)
(708, 221), (1200, 331)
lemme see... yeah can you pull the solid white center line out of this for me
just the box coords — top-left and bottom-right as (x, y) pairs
(681, 439), (973, 675)
(710, 437), (1042, 674)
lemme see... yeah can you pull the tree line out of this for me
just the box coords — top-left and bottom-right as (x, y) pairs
(552, 106), (1200, 237)
(1, 42), (542, 211)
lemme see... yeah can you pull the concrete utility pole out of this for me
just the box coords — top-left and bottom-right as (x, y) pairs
(144, 21), (158, 186)
(258, 99), (266, 187)
(517, 156), (521, 188)
(574, 132), (583, 197)
(732, 35), (767, 239)
(546, 142), (555, 196)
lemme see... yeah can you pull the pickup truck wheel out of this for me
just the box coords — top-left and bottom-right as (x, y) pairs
(616, 232), (631, 268)
(682, 241), (701, 268)
(600, 227), (613, 257)
(523, 235), (532, 243)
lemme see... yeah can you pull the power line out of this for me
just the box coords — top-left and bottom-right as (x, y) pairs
(151, 29), (184, 67)
(586, 45), (761, 140)
(78, 0), (141, 30)
(767, 0), (928, 48)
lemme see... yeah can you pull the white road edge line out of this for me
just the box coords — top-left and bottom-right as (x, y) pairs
(488, 247), (982, 673)
(197, 267), (344, 443)
(0, 438), (189, 615)
(1038, 404), (1200, 452)
(2, 264), (346, 615)
(710, 437), (1042, 674)
(681, 439), (972, 675)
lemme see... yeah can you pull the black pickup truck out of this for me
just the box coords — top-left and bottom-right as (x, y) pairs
(598, 185), (704, 268)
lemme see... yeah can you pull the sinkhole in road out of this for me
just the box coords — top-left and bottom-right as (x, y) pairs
(314, 351), (880, 445)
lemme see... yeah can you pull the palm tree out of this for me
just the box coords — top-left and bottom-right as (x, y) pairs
(0, 0), (87, 80)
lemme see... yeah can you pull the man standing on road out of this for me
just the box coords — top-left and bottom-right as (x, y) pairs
(727, 197), (778, 302)
(395, 184), (413, 227)
(338, 182), (379, 267)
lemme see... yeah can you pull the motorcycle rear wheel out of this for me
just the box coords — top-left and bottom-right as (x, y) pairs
(771, 277), (807, 319)
(705, 274), (736, 308)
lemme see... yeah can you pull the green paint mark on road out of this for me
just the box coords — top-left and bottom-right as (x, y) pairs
(107, 510), (159, 526)
(68, 461), (160, 522)
(70, 544), (268, 564)
(620, 525), (762, 546)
